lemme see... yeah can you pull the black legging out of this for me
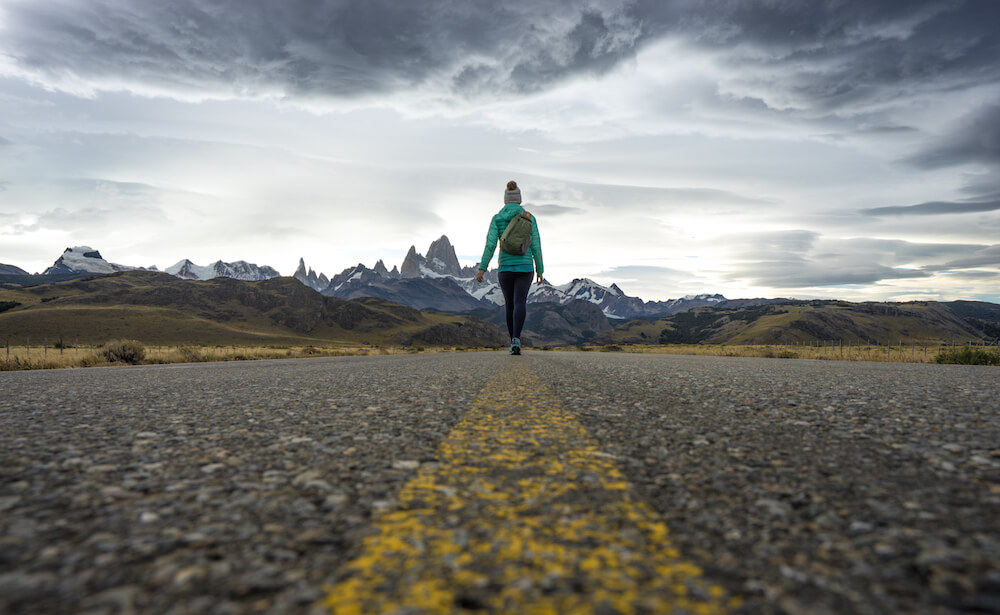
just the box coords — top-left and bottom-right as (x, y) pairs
(498, 271), (533, 340)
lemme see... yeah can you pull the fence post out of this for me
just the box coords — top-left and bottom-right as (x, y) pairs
(26, 336), (29, 356)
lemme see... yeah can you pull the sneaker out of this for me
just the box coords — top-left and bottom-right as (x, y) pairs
(510, 338), (522, 355)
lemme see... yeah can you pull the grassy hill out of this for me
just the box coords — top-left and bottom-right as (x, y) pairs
(0, 271), (506, 347)
(606, 300), (994, 346)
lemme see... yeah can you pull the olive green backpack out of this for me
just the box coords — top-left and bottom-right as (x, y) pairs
(500, 211), (534, 255)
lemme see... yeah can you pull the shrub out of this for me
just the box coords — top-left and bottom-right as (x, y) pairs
(1, 356), (60, 371)
(935, 347), (1000, 366)
(100, 339), (147, 364)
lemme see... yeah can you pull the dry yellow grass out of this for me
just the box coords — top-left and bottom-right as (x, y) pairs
(566, 341), (984, 364)
(0, 341), (479, 371)
(5, 339), (994, 371)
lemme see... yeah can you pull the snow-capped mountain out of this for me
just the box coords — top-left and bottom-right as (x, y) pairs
(312, 235), (729, 319)
(166, 259), (280, 281)
(42, 246), (139, 275)
(33, 246), (279, 282)
(22, 241), (726, 319)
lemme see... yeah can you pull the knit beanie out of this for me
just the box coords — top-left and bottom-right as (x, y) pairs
(504, 187), (522, 204)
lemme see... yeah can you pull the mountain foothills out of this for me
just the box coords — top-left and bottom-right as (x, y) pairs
(1, 241), (999, 348)
(0, 270), (506, 348)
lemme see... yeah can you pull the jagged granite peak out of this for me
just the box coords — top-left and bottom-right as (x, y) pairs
(373, 259), (399, 279)
(400, 245), (425, 278)
(426, 235), (461, 277)
(291, 239), (732, 318)
(43, 246), (135, 275)
(294, 257), (329, 292)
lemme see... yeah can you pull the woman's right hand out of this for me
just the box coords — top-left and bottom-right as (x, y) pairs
(476, 270), (485, 283)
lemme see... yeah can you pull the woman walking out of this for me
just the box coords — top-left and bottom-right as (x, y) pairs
(476, 180), (544, 355)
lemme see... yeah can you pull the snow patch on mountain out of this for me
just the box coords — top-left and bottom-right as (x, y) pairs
(42, 246), (137, 275)
(166, 258), (279, 281)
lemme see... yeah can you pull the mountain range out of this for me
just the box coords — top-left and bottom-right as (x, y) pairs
(309, 235), (734, 319)
(4, 241), (732, 319)
(3, 243), (998, 349)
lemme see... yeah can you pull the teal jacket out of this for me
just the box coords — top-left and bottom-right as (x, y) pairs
(479, 202), (544, 274)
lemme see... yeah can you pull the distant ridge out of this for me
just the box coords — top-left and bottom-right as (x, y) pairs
(0, 263), (29, 276)
(166, 258), (279, 281)
(605, 299), (997, 346)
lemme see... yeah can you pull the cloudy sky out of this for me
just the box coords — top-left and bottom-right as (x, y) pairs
(1, 0), (999, 302)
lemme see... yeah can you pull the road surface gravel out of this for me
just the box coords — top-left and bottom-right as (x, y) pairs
(1, 351), (998, 614)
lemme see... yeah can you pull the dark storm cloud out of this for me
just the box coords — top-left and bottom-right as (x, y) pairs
(3, 0), (997, 106)
(0, 0), (643, 98)
(645, 0), (1000, 113)
(929, 245), (1000, 270)
(906, 104), (1000, 170)
(861, 200), (1000, 217)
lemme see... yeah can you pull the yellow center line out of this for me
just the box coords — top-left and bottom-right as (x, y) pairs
(323, 361), (739, 614)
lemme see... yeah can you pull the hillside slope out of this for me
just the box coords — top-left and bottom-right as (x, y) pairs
(607, 300), (992, 345)
(0, 271), (506, 347)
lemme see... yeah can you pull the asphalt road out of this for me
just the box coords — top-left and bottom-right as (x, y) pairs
(1, 351), (998, 614)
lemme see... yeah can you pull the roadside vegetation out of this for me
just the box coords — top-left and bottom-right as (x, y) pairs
(0, 341), (483, 371)
(568, 342), (1000, 364)
(5, 339), (1000, 371)
(934, 346), (1000, 365)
